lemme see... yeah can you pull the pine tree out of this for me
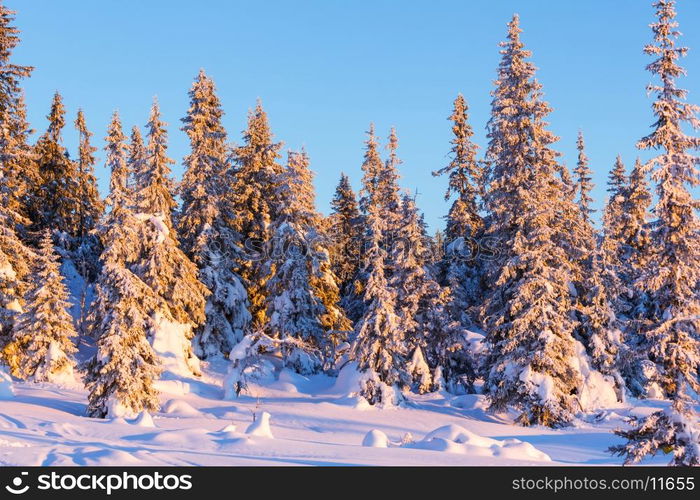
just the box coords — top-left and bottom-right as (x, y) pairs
(178, 70), (250, 358)
(132, 101), (208, 376)
(265, 151), (349, 371)
(74, 110), (104, 243)
(0, 4), (34, 233)
(128, 125), (145, 192)
(433, 94), (484, 241)
(30, 92), (81, 241)
(611, 0), (700, 465)
(328, 173), (363, 322)
(480, 15), (582, 427)
(230, 101), (284, 327)
(83, 110), (162, 418)
(379, 127), (403, 245)
(391, 194), (477, 393)
(265, 151), (324, 368)
(574, 131), (595, 224)
(7, 231), (76, 382)
(351, 204), (405, 405)
(99, 112), (141, 268)
(433, 95), (484, 324)
(85, 264), (161, 418)
(0, 4), (36, 347)
(134, 100), (177, 226)
(0, 169), (34, 353)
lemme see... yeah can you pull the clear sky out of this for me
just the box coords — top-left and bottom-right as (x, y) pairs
(11, 0), (700, 231)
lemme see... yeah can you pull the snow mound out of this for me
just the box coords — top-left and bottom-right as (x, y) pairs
(571, 341), (620, 410)
(131, 411), (156, 428)
(161, 399), (202, 417)
(109, 417), (129, 425)
(154, 379), (191, 396)
(245, 411), (273, 438)
(107, 398), (139, 419)
(137, 428), (211, 449)
(362, 429), (388, 448)
(406, 424), (551, 462)
(450, 394), (489, 411)
(0, 368), (14, 400)
(151, 312), (200, 378)
(218, 424), (237, 433)
(80, 448), (144, 466)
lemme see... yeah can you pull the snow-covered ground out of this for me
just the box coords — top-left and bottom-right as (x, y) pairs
(0, 358), (678, 466)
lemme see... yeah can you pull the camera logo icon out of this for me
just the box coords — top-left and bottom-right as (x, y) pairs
(5, 472), (29, 495)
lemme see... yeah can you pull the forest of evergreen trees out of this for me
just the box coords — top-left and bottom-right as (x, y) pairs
(0, 0), (699, 465)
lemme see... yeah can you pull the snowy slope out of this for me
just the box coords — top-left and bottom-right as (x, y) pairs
(0, 359), (679, 466)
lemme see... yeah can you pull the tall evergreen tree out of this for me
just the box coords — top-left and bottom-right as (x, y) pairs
(433, 94), (484, 241)
(30, 92), (80, 241)
(133, 100), (208, 376)
(574, 131), (595, 224)
(74, 110), (104, 245)
(7, 231), (76, 382)
(85, 265), (161, 418)
(480, 15), (582, 427)
(134, 100), (176, 226)
(379, 127), (403, 244)
(0, 7), (35, 347)
(0, 168), (34, 355)
(84, 110), (161, 418)
(0, 4), (34, 232)
(328, 173), (363, 322)
(178, 70), (250, 358)
(230, 101), (284, 327)
(71, 110), (104, 286)
(265, 151), (349, 371)
(611, 0), (700, 466)
(351, 203), (405, 405)
(127, 125), (145, 191)
(433, 94), (484, 324)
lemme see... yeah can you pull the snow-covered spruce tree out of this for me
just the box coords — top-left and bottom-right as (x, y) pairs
(611, 0), (700, 466)
(85, 265), (162, 418)
(178, 70), (250, 358)
(574, 131), (595, 224)
(379, 127), (403, 252)
(480, 15), (582, 427)
(391, 194), (477, 393)
(601, 155), (628, 286)
(83, 110), (162, 418)
(352, 187), (406, 405)
(264, 151), (325, 373)
(565, 133), (622, 392)
(29, 92), (80, 242)
(0, 4), (34, 233)
(127, 125), (146, 192)
(0, 169), (34, 355)
(7, 231), (76, 382)
(577, 249), (626, 399)
(133, 100), (208, 377)
(230, 101), (284, 327)
(73, 109), (104, 279)
(97, 112), (142, 268)
(134, 99), (177, 227)
(328, 173), (363, 323)
(358, 124), (384, 216)
(433, 94), (484, 243)
(432, 94), (484, 325)
(620, 158), (653, 313)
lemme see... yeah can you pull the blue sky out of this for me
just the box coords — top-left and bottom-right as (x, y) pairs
(12, 0), (700, 231)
